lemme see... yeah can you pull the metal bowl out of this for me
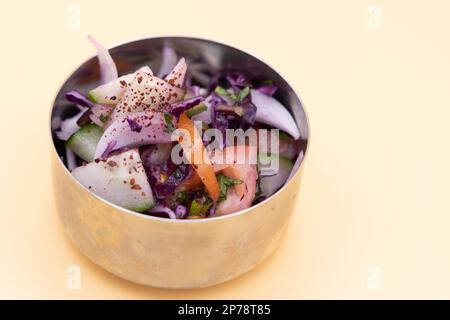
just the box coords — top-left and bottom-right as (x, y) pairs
(50, 37), (310, 288)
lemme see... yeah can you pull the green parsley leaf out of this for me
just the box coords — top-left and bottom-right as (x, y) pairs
(99, 114), (108, 123)
(176, 191), (189, 204)
(237, 86), (250, 102)
(214, 86), (232, 97)
(163, 113), (175, 133)
(189, 197), (212, 216)
(216, 173), (243, 202)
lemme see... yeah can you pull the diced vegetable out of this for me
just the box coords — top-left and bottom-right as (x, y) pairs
(67, 123), (103, 162)
(177, 113), (220, 201)
(216, 173), (242, 202)
(71, 149), (154, 212)
(189, 197), (212, 216)
(210, 146), (258, 216)
(258, 153), (293, 197)
(185, 103), (207, 117)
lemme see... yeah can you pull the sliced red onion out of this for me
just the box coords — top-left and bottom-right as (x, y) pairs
(100, 139), (117, 159)
(257, 84), (277, 97)
(175, 205), (187, 219)
(94, 111), (173, 159)
(55, 110), (85, 140)
(287, 150), (305, 182)
(87, 35), (118, 84)
(76, 109), (93, 126)
(65, 90), (113, 127)
(157, 45), (178, 78)
(89, 104), (114, 127)
(148, 205), (177, 219)
(170, 96), (203, 118)
(164, 58), (186, 88)
(251, 89), (300, 140)
(65, 90), (96, 109)
(226, 73), (249, 89)
(126, 118), (142, 133)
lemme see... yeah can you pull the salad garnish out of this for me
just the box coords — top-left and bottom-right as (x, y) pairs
(54, 36), (306, 219)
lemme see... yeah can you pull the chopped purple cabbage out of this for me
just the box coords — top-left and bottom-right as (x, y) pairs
(147, 205), (177, 219)
(126, 117), (142, 133)
(100, 140), (117, 159)
(170, 96), (204, 118)
(257, 84), (277, 97)
(65, 90), (97, 109)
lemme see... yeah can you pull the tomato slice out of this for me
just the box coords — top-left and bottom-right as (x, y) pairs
(177, 113), (220, 201)
(211, 146), (258, 215)
(175, 143), (258, 215)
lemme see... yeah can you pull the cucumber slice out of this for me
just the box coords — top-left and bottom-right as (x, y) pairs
(71, 149), (155, 212)
(258, 153), (293, 197)
(66, 123), (103, 162)
(88, 66), (153, 104)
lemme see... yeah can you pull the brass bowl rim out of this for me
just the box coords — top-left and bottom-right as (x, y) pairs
(49, 35), (311, 223)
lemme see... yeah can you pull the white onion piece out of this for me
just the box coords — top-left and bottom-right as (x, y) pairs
(251, 89), (300, 140)
(164, 58), (187, 88)
(65, 147), (77, 171)
(55, 109), (86, 140)
(94, 111), (172, 159)
(148, 206), (177, 219)
(106, 70), (184, 126)
(89, 104), (114, 127)
(87, 35), (118, 84)
(157, 46), (178, 78)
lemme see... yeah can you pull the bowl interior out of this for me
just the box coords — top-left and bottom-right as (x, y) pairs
(50, 36), (309, 192)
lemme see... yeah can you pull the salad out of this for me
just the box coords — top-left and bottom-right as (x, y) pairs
(54, 36), (306, 219)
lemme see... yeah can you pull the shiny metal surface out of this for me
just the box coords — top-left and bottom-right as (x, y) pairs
(50, 37), (310, 288)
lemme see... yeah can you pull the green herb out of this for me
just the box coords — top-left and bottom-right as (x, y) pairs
(186, 103), (207, 117)
(237, 86), (250, 102)
(216, 173), (243, 202)
(163, 113), (175, 133)
(99, 114), (108, 123)
(215, 86), (251, 104)
(262, 79), (274, 85)
(214, 86), (233, 98)
(173, 168), (182, 179)
(189, 197), (212, 216)
(176, 191), (189, 204)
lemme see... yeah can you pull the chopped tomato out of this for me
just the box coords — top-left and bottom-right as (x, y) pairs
(210, 145), (258, 215)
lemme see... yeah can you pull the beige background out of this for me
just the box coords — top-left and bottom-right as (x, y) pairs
(1, 0), (450, 299)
